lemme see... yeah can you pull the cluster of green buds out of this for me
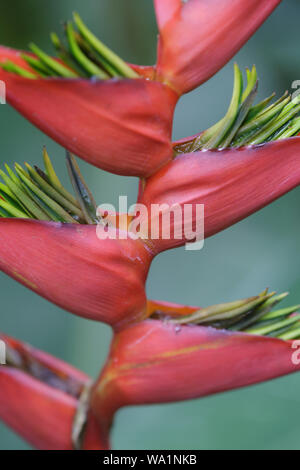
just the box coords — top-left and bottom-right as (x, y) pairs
(0, 13), (138, 80)
(175, 64), (300, 153)
(160, 289), (300, 341)
(0, 149), (99, 224)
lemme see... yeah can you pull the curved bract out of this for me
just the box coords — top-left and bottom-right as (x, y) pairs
(0, 333), (107, 450)
(0, 47), (177, 177)
(0, 219), (153, 327)
(91, 318), (300, 427)
(139, 138), (300, 252)
(155, 0), (281, 94)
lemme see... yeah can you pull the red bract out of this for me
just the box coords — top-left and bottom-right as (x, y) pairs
(139, 138), (300, 252)
(0, 219), (153, 327)
(0, 333), (108, 450)
(91, 317), (300, 425)
(154, 0), (281, 94)
(0, 47), (177, 177)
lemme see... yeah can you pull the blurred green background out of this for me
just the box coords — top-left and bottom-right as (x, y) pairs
(0, 0), (300, 450)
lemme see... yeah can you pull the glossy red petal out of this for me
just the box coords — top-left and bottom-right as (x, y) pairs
(139, 138), (300, 252)
(0, 333), (107, 449)
(91, 319), (300, 423)
(0, 220), (153, 327)
(154, 0), (282, 94)
(0, 46), (177, 177)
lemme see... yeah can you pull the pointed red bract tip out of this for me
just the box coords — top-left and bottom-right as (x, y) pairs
(0, 46), (177, 177)
(91, 318), (300, 423)
(0, 220), (153, 327)
(139, 138), (300, 252)
(0, 333), (108, 449)
(147, 299), (198, 318)
(154, 0), (282, 94)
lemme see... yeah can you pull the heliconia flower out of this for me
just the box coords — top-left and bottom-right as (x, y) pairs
(90, 317), (300, 425)
(0, 2), (284, 176)
(0, 151), (156, 328)
(136, 64), (300, 252)
(0, 333), (109, 450)
(0, 44), (177, 177)
(138, 137), (300, 253)
(0, 219), (153, 327)
(154, 0), (282, 94)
